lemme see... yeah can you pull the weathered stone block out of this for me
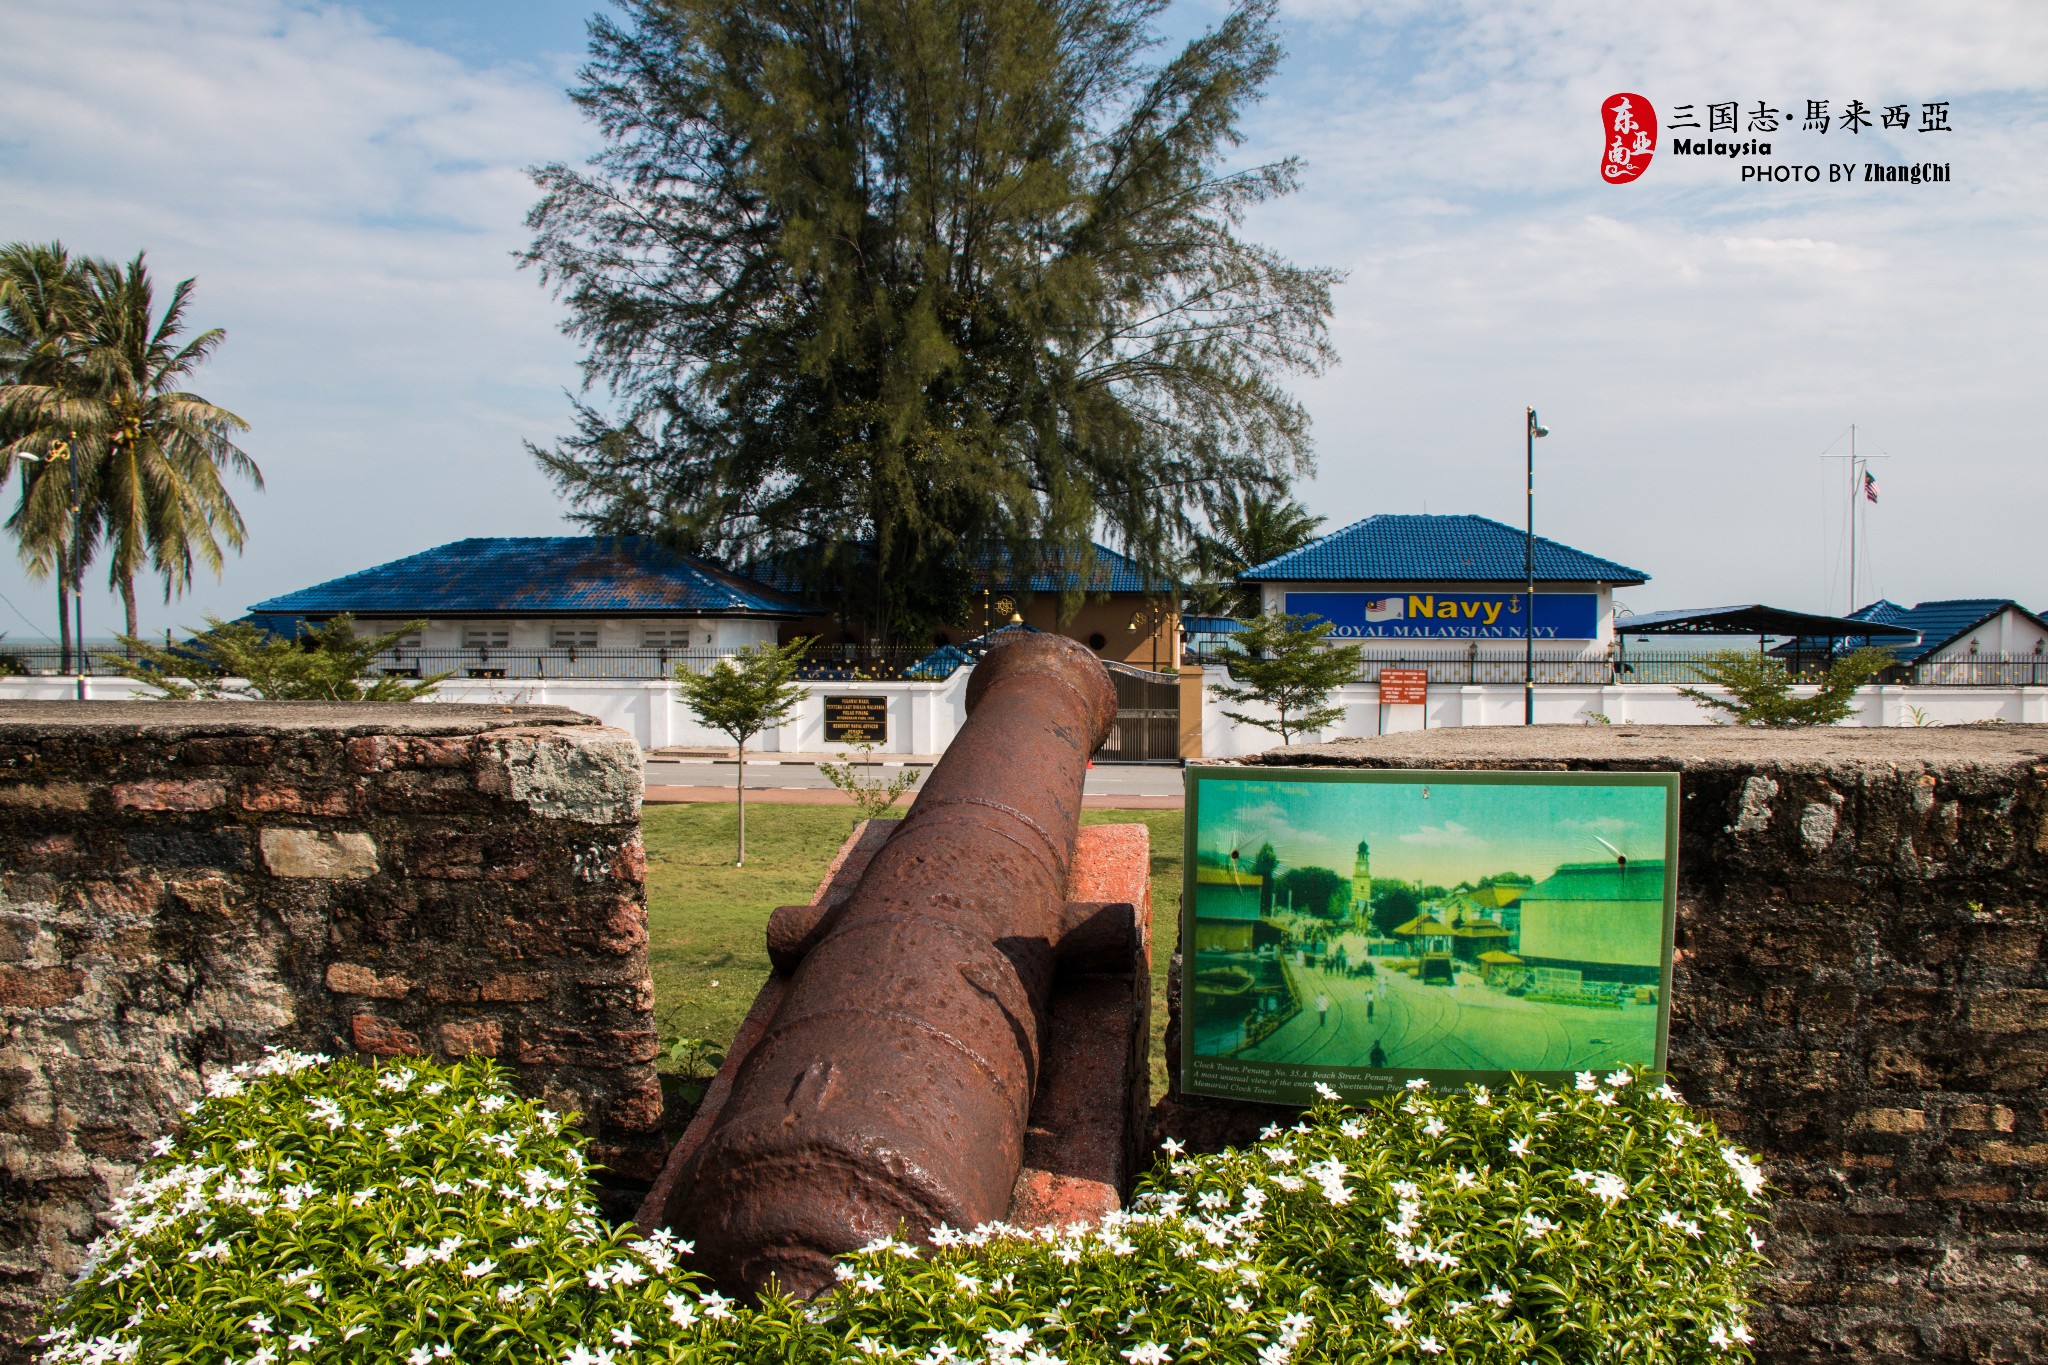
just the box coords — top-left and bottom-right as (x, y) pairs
(350, 1013), (423, 1056)
(0, 965), (85, 1007)
(1855, 1107), (1928, 1133)
(241, 782), (354, 817)
(0, 782), (90, 811)
(324, 962), (412, 999)
(436, 1018), (503, 1058)
(260, 828), (379, 879)
(1970, 989), (2048, 1035)
(479, 973), (549, 1003)
(112, 779), (226, 812)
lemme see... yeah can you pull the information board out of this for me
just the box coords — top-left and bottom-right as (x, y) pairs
(823, 695), (889, 745)
(1285, 590), (1600, 640)
(1379, 668), (1428, 705)
(1181, 766), (1677, 1105)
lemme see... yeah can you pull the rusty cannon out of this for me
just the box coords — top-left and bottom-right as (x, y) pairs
(657, 633), (1119, 1298)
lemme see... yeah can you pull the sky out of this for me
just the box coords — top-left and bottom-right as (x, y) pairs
(1193, 773), (1670, 888)
(2, 0), (2044, 643)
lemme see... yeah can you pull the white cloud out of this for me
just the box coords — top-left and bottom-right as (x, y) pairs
(1227, 0), (2048, 611)
(1399, 820), (1478, 846)
(0, 0), (592, 639)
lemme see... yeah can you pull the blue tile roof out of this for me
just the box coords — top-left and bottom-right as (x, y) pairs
(250, 537), (812, 618)
(1240, 514), (1648, 585)
(1847, 598), (2045, 664)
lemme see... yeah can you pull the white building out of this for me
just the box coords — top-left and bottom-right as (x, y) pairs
(1239, 513), (1649, 661)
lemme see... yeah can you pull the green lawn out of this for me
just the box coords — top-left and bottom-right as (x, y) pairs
(643, 803), (1182, 1097)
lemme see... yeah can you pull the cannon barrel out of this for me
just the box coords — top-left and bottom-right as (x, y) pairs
(663, 633), (1116, 1298)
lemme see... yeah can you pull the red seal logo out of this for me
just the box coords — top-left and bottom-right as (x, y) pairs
(1602, 93), (1656, 184)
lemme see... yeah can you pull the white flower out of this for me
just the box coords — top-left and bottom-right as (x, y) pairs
(149, 1136), (174, 1156)
(1605, 1069), (1633, 1088)
(1312, 1082), (1340, 1101)
(1382, 1308), (1410, 1330)
(1656, 1082), (1683, 1103)
(1418, 1335), (1445, 1355)
(1508, 1135), (1531, 1157)
(407, 1348), (432, 1365)
(1521, 1212), (1556, 1239)
(1271, 1174), (1304, 1192)
(855, 1271), (885, 1294)
(1263, 1147), (1297, 1166)
(248, 1315), (274, 1335)
(1421, 1117), (1447, 1137)
(1591, 1172), (1629, 1204)
(854, 1338), (886, 1357)
(610, 1324), (639, 1348)
(287, 1333), (317, 1353)
(1404, 1078), (1429, 1092)
(463, 1258), (496, 1278)
(1120, 1345), (1171, 1365)
(1225, 1294), (1250, 1313)
(1452, 1167), (1479, 1189)
(1472, 1086), (1491, 1107)
(497, 1283), (526, 1304)
(702, 1291), (734, 1320)
(1721, 1146), (1767, 1199)
(1258, 1125), (1282, 1139)
(1483, 1286), (1512, 1307)
(250, 1348), (278, 1365)
(1369, 1280), (1408, 1308)
(1575, 1071), (1598, 1091)
(1708, 1325), (1732, 1351)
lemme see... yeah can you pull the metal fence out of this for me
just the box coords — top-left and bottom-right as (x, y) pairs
(0, 643), (971, 683)
(1184, 642), (2048, 689)
(11, 640), (2048, 688)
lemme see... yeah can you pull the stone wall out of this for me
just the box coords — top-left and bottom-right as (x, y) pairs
(1162, 727), (2048, 1365)
(0, 702), (662, 1357)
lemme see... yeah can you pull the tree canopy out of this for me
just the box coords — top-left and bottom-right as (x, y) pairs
(0, 243), (258, 659)
(525, 0), (1337, 640)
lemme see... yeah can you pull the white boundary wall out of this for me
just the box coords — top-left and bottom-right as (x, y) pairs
(0, 673), (973, 756)
(1197, 668), (2048, 758)
(5, 669), (2043, 756)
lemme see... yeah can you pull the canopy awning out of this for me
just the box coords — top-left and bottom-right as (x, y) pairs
(1615, 605), (1919, 641)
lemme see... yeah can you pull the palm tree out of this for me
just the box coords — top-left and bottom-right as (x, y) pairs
(1187, 486), (1325, 617)
(3, 250), (260, 651)
(79, 256), (259, 646)
(0, 242), (95, 668)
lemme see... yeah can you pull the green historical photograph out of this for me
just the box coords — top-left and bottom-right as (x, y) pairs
(1182, 767), (1677, 1104)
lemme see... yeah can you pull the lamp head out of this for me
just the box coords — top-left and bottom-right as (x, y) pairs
(1528, 408), (1550, 438)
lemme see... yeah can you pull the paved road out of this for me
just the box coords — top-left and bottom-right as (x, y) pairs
(645, 757), (1186, 799)
(1239, 960), (1654, 1073)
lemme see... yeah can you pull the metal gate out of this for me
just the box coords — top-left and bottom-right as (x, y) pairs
(1097, 662), (1181, 762)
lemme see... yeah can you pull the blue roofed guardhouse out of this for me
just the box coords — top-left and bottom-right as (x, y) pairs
(1239, 514), (1649, 661)
(247, 538), (811, 670)
(1793, 599), (2048, 684)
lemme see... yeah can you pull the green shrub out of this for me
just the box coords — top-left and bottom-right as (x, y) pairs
(41, 1056), (1768, 1364)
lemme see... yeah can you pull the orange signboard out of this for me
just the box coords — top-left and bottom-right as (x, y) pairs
(1379, 668), (1428, 706)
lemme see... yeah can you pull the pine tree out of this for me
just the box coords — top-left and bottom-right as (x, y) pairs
(525, 0), (1336, 641)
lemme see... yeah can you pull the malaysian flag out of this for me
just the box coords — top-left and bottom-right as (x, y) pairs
(1863, 469), (1880, 504)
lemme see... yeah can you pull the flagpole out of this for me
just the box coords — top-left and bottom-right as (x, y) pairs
(1847, 423), (1857, 615)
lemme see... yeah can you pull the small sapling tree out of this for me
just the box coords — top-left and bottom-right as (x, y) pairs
(1210, 611), (1364, 745)
(1679, 646), (1893, 726)
(109, 615), (446, 700)
(818, 742), (921, 821)
(673, 638), (811, 865)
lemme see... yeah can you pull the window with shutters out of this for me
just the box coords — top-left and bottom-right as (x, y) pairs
(462, 625), (509, 651)
(552, 624), (599, 649)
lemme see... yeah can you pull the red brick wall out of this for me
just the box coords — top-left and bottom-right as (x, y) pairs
(0, 703), (662, 1358)
(1162, 728), (2048, 1364)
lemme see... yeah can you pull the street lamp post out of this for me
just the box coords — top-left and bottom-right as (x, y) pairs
(1524, 407), (1549, 726)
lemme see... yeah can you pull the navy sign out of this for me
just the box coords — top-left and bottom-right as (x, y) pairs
(1286, 591), (1600, 640)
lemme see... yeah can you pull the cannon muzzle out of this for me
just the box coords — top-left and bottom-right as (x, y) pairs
(661, 633), (1117, 1297)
